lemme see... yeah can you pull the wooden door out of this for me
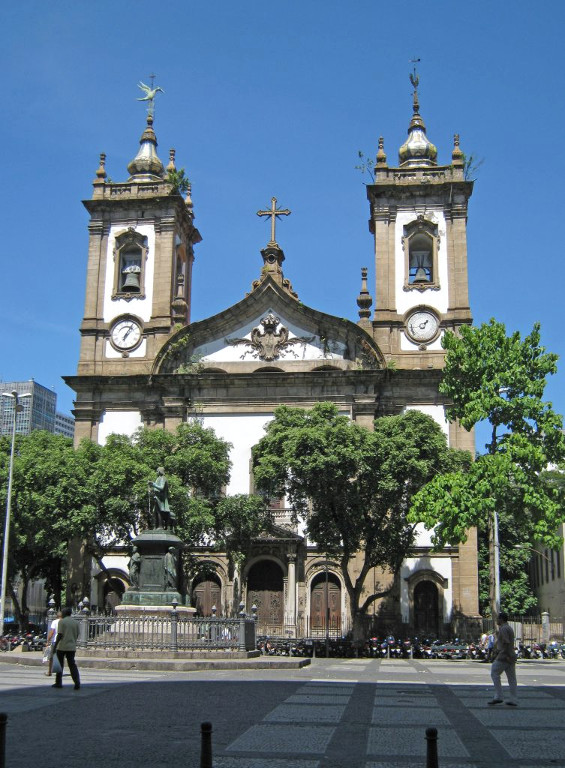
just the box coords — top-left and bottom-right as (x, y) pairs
(193, 579), (222, 616)
(414, 581), (439, 637)
(310, 575), (341, 630)
(247, 560), (284, 625)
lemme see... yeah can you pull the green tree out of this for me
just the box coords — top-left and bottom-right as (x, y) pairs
(0, 431), (85, 628)
(252, 403), (465, 641)
(410, 320), (565, 618)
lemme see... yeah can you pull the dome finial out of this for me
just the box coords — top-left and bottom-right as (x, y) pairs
(398, 59), (438, 168)
(127, 79), (166, 181)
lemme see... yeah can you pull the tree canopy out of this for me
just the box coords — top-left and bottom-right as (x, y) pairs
(252, 402), (466, 638)
(1, 422), (268, 625)
(410, 320), (565, 617)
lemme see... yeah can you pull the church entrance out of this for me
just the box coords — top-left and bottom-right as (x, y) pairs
(413, 581), (439, 637)
(193, 575), (222, 616)
(246, 560), (284, 633)
(309, 572), (341, 636)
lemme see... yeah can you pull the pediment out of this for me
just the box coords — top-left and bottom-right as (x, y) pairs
(154, 276), (384, 374)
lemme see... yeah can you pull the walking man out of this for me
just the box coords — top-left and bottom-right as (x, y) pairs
(488, 611), (517, 706)
(52, 606), (81, 690)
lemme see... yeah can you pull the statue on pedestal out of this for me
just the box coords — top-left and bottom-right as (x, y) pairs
(128, 545), (141, 589)
(148, 467), (176, 531)
(164, 547), (178, 591)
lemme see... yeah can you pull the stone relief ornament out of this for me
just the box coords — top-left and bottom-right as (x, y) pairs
(226, 314), (314, 361)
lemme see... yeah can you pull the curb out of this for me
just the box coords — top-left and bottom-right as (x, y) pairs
(0, 652), (311, 672)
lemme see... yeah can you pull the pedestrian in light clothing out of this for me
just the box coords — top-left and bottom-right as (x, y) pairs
(52, 606), (80, 690)
(45, 610), (62, 676)
(488, 611), (517, 706)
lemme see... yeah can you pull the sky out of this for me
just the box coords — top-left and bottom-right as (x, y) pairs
(2, 1), (564, 452)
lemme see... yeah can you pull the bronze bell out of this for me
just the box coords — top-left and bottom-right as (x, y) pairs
(122, 268), (141, 292)
(413, 266), (430, 283)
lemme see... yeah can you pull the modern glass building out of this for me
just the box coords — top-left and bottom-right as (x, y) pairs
(0, 379), (73, 437)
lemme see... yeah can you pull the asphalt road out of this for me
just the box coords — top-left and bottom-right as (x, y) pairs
(1, 657), (565, 768)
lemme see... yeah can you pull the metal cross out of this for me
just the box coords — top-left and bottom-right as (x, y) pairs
(257, 197), (291, 244)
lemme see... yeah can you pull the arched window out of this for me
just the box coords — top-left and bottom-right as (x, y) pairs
(403, 216), (439, 292)
(113, 228), (148, 299)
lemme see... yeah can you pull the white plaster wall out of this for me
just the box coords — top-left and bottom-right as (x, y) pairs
(97, 410), (143, 445)
(405, 404), (449, 440)
(400, 556), (453, 623)
(395, 209), (449, 317)
(202, 413), (274, 495)
(413, 523), (437, 547)
(103, 224), (155, 324)
(104, 339), (147, 359)
(194, 310), (347, 363)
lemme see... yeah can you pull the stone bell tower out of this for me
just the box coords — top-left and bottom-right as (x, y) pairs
(365, 71), (473, 370)
(77, 106), (202, 390)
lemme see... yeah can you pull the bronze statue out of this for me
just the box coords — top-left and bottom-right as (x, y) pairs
(149, 467), (175, 530)
(164, 547), (177, 591)
(128, 546), (141, 589)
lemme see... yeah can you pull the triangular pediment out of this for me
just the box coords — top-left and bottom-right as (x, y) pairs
(154, 276), (384, 373)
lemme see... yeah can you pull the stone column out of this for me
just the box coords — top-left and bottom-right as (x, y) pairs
(287, 554), (297, 627)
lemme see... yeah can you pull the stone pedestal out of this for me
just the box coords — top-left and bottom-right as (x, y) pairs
(121, 529), (191, 608)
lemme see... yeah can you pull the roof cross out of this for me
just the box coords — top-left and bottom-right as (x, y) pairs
(257, 197), (291, 244)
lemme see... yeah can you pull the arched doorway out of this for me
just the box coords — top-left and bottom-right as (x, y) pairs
(310, 572), (341, 635)
(104, 577), (125, 615)
(246, 560), (284, 629)
(192, 575), (222, 616)
(413, 581), (439, 637)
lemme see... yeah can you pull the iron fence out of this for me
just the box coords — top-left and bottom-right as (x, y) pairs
(75, 613), (256, 652)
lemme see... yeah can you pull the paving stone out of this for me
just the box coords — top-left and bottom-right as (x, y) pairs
(371, 707), (450, 725)
(365, 763), (478, 768)
(472, 707), (565, 726)
(489, 729), (565, 760)
(265, 703), (347, 723)
(286, 694), (351, 704)
(299, 684), (355, 695)
(366, 726), (469, 758)
(216, 760), (319, 768)
(373, 697), (440, 709)
(227, 724), (335, 754)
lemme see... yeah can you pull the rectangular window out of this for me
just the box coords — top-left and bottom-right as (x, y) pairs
(545, 550), (549, 582)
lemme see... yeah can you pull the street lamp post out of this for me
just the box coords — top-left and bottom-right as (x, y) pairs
(0, 390), (31, 632)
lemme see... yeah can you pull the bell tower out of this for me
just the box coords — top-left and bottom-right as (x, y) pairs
(77, 101), (201, 381)
(366, 71), (473, 367)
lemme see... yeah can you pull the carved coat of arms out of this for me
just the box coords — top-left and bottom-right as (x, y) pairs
(226, 313), (313, 361)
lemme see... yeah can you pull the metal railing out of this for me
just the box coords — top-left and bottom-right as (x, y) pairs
(75, 612), (256, 652)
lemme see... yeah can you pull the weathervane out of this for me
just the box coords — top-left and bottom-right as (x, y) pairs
(409, 57), (420, 113)
(137, 73), (164, 118)
(257, 197), (291, 244)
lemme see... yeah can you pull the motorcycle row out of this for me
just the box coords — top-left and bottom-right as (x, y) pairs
(257, 636), (565, 660)
(0, 630), (47, 653)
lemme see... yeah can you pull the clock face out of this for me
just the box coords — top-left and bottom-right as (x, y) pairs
(406, 310), (439, 343)
(111, 318), (142, 350)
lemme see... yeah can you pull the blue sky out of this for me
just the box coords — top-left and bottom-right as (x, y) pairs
(2, 1), (563, 452)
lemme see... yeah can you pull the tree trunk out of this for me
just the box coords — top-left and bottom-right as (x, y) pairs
(488, 509), (498, 621)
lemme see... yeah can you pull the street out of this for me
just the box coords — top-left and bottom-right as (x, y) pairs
(1, 657), (564, 767)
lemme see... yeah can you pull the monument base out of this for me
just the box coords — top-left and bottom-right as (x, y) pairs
(120, 590), (188, 608)
(115, 601), (196, 617)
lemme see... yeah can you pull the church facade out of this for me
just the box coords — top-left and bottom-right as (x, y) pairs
(65, 82), (479, 638)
